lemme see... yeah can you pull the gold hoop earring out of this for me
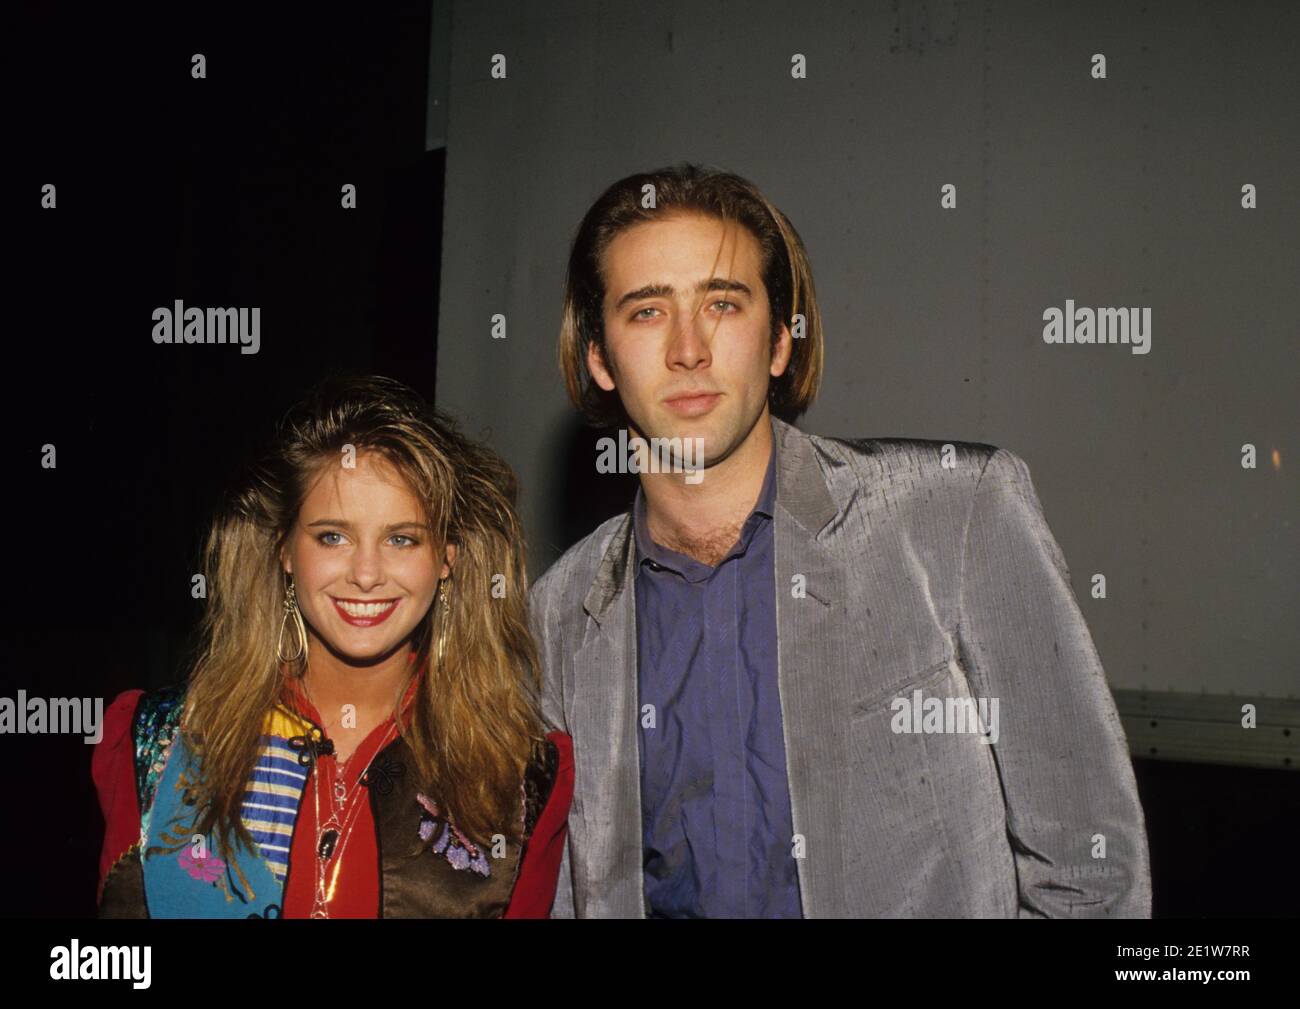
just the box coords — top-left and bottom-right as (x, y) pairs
(435, 580), (451, 668)
(277, 574), (309, 665)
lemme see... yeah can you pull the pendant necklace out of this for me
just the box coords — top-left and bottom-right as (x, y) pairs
(299, 680), (401, 919)
(308, 722), (399, 918)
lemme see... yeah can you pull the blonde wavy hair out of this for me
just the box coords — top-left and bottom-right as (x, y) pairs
(179, 373), (544, 855)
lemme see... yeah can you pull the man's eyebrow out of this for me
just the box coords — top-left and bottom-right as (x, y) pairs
(614, 277), (753, 312)
(305, 519), (431, 533)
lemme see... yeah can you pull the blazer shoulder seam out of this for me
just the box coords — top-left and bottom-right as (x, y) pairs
(956, 445), (1015, 615)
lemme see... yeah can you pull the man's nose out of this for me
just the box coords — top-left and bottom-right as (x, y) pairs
(667, 307), (712, 369)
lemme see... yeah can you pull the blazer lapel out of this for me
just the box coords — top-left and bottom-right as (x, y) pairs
(571, 512), (646, 917)
(770, 417), (854, 918)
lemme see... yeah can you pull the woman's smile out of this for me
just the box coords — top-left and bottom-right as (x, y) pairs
(330, 596), (400, 627)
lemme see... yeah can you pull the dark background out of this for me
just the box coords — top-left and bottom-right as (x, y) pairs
(7, 5), (1295, 917)
(10, 6), (444, 916)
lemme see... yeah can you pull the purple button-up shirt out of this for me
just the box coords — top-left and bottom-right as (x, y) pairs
(632, 431), (803, 918)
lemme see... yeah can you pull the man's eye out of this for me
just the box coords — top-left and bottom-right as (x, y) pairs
(318, 532), (343, 546)
(632, 307), (658, 320)
(391, 535), (419, 547)
(711, 300), (737, 312)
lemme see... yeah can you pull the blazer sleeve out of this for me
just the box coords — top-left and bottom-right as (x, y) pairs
(504, 730), (574, 918)
(956, 448), (1152, 918)
(528, 575), (577, 918)
(92, 688), (144, 904)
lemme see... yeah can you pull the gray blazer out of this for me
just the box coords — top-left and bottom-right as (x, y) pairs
(529, 416), (1152, 917)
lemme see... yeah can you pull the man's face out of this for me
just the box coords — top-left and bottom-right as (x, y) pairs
(588, 211), (792, 468)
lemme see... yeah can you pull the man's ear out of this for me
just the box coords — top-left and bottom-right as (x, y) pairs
(586, 340), (617, 392)
(770, 320), (794, 379)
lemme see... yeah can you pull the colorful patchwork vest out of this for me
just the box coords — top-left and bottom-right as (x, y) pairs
(98, 686), (559, 918)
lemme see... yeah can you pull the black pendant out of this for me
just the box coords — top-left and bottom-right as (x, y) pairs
(318, 829), (339, 860)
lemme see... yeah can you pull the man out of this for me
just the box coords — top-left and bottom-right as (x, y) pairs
(529, 163), (1151, 918)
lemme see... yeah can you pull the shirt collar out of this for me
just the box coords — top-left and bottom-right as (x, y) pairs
(632, 418), (778, 580)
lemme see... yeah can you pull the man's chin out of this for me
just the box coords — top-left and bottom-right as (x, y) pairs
(644, 406), (720, 437)
(634, 417), (726, 472)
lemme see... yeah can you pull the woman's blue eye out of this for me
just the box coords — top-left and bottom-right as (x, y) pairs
(315, 532), (420, 547)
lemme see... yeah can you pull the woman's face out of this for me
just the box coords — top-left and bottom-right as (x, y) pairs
(280, 452), (453, 665)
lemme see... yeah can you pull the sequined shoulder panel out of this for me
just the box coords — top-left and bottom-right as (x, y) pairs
(522, 738), (559, 838)
(131, 685), (185, 817)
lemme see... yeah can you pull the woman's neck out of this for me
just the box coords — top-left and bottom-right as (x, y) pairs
(299, 644), (413, 729)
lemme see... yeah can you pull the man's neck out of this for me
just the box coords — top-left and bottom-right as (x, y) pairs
(639, 409), (774, 566)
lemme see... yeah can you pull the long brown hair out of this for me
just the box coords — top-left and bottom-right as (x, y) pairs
(180, 374), (544, 855)
(559, 162), (824, 428)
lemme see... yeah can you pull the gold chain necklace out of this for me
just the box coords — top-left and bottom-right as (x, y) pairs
(295, 670), (416, 920)
(307, 722), (399, 918)
(298, 672), (413, 918)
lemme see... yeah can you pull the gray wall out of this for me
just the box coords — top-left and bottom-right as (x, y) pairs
(433, 0), (1298, 698)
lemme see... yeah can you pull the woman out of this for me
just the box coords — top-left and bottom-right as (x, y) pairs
(93, 374), (572, 918)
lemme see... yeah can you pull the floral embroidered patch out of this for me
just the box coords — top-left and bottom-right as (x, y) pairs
(178, 847), (226, 882)
(416, 793), (490, 876)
